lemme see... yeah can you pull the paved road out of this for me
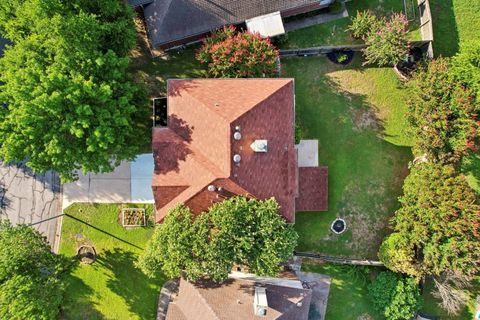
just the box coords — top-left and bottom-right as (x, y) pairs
(0, 161), (62, 249)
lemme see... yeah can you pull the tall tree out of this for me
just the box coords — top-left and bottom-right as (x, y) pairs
(0, 0), (147, 181)
(379, 163), (480, 279)
(137, 197), (298, 282)
(0, 221), (70, 320)
(407, 58), (480, 163)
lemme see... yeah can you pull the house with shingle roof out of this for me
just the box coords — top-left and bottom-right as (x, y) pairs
(152, 78), (327, 223)
(129, 0), (335, 50)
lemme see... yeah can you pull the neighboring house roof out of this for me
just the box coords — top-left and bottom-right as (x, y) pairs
(152, 79), (297, 222)
(142, 0), (323, 47)
(128, 0), (153, 7)
(166, 275), (312, 320)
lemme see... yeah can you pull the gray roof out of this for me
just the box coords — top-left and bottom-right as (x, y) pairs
(128, 0), (154, 7)
(143, 0), (322, 47)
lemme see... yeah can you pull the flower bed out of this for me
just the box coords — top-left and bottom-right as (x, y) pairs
(121, 208), (146, 227)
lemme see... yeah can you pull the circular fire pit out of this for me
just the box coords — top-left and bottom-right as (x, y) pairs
(77, 245), (96, 264)
(331, 218), (347, 234)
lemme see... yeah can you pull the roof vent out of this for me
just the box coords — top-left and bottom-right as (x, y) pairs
(233, 154), (241, 163)
(235, 125), (241, 131)
(250, 140), (268, 153)
(233, 131), (242, 140)
(254, 287), (268, 317)
(207, 185), (216, 192)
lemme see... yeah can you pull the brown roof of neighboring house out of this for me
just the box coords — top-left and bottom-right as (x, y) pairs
(166, 276), (312, 320)
(142, 0), (327, 48)
(152, 79), (296, 222)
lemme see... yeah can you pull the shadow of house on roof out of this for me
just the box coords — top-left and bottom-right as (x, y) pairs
(129, 0), (336, 50)
(152, 79), (328, 223)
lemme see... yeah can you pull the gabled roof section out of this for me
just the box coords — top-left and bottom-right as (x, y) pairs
(143, 0), (323, 47)
(152, 79), (296, 222)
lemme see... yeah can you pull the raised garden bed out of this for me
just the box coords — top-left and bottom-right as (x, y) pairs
(121, 208), (146, 227)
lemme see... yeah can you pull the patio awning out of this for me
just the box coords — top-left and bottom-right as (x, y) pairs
(245, 11), (285, 38)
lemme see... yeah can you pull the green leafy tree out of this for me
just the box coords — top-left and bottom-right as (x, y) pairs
(138, 197), (298, 282)
(0, 221), (70, 320)
(196, 26), (279, 78)
(362, 13), (409, 66)
(0, 274), (63, 320)
(379, 163), (480, 279)
(368, 271), (422, 320)
(450, 40), (480, 103)
(407, 58), (479, 162)
(0, 0), (147, 181)
(347, 10), (379, 39)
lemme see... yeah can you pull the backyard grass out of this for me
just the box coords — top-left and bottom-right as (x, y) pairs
(283, 55), (412, 259)
(59, 203), (164, 320)
(429, 0), (480, 57)
(282, 0), (421, 49)
(302, 262), (382, 320)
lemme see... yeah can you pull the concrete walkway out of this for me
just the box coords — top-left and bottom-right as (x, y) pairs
(297, 140), (319, 167)
(0, 161), (62, 248)
(284, 3), (349, 32)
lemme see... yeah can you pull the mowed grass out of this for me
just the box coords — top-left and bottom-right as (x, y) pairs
(283, 55), (412, 259)
(302, 262), (381, 320)
(429, 0), (480, 57)
(282, 0), (421, 49)
(59, 203), (164, 320)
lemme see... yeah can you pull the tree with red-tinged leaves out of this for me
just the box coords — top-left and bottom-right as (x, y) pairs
(196, 26), (279, 78)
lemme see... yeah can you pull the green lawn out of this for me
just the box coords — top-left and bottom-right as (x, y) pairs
(283, 55), (412, 259)
(302, 262), (382, 320)
(282, 0), (421, 49)
(429, 0), (480, 57)
(59, 203), (164, 320)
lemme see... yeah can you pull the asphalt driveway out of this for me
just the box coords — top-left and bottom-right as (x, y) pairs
(0, 161), (62, 249)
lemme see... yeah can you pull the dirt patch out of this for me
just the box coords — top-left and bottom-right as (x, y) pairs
(357, 314), (375, 320)
(351, 106), (381, 132)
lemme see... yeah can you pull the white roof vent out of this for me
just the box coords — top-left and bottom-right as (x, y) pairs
(250, 140), (268, 153)
(233, 131), (242, 140)
(254, 287), (268, 316)
(207, 185), (216, 192)
(233, 154), (241, 163)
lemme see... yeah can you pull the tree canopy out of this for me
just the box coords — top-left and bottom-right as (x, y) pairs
(407, 58), (480, 163)
(137, 197), (298, 282)
(368, 271), (422, 320)
(196, 26), (279, 78)
(379, 163), (480, 279)
(0, 0), (147, 181)
(0, 221), (70, 320)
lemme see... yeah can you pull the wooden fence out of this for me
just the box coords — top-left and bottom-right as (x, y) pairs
(295, 251), (384, 266)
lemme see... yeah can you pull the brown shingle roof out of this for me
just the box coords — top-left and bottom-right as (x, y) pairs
(152, 79), (296, 222)
(166, 276), (312, 320)
(295, 167), (328, 211)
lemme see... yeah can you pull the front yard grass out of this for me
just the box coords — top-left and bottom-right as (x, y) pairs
(302, 262), (381, 320)
(59, 203), (164, 320)
(283, 55), (412, 259)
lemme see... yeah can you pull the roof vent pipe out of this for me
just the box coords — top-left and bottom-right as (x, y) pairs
(233, 131), (242, 140)
(233, 154), (241, 163)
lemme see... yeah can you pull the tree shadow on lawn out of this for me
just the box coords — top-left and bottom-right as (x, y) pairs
(95, 248), (164, 320)
(61, 273), (105, 320)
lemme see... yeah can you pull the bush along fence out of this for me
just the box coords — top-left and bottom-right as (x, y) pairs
(294, 251), (384, 267)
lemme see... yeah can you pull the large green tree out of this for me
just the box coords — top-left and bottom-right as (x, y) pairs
(379, 163), (480, 279)
(137, 197), (298, 282)
(0, 221), (70, 320)
(407, 58), (479, 163)
(368, 271), (422, 320)
(0, 0), (147, 181)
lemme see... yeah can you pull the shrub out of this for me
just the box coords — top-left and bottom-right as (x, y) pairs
(362, 13), (409, 66)
(347, 10), (378, 39)
(368, 271), (422, 320)
(196, 26), (279, 78)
